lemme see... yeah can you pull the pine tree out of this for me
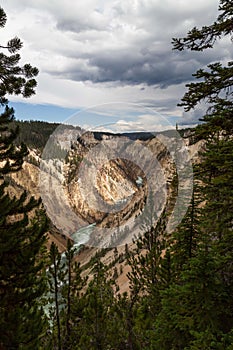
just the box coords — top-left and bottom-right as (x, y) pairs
(0, 6), (47, 349)
(48, 242), (65, 350)
(80, 258), (116, 350)
(0, 7), (38, 106)
(61, 240), (87, 349)
(172, 0), (233, 135)
(173, 0), (233, 342)
(153, 248), (225, 349)
(113, 292), (141, 350)
(170, 180), (202, 280)
(152, 1), (233, 348)
(126, 198), (169, 348)
(63, 239), (74, 342)
(46, 240), (88, 350)
(197, 135), (233, 338)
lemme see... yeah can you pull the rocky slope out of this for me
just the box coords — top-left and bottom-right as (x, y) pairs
(10, 125), (204, 291)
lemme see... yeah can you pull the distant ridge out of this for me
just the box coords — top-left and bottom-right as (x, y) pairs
(14, 119), (192, 150)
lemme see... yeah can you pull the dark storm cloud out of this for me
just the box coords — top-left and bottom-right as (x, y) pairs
(3, 0), (230, 90)
(47, 43), (229, 88)
(39, 0), (231, 89)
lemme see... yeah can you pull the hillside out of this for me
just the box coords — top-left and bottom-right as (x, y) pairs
(10, 120), (202, 293)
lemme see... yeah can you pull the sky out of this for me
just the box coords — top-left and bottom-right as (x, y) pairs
(1, 0), (231, 132)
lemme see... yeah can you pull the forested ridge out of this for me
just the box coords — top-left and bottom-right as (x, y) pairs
(13, 120), (59, 151)
(0, 1), (233, 349)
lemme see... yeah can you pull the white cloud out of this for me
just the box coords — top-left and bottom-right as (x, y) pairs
(1, 0), (230, 125)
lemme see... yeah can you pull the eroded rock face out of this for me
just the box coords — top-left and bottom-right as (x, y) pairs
(10, 152), (40, 199)
(10, 130), (201, 237)
(96, 159), (138, 204)
(65, 136), (149, 228)
(7, 129), (204, 293)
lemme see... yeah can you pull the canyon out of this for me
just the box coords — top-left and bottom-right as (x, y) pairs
(10, 123), (203, 291)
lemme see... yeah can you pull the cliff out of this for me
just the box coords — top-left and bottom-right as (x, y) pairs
(10, 124), (204, 292)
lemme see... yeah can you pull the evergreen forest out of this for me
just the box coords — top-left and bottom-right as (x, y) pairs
(0, 1), (233, 349)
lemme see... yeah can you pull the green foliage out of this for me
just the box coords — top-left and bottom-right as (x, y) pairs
(13, 120), (59, 151)
(170, 181), (202, 279)
(48, 242), (65, 350)
(1, 2), (233, 349)
(172, 0), (233, 135)
(0, 106), (28, 174)
(0, 7), (38, 105)
(150, 2), (233, 348)
(79, 259), (116, 349)
(0, 6), (47, 349)
(0, 203), (47, 349)
(172, 0), (233, 52)
(45, 241), (88, 349)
